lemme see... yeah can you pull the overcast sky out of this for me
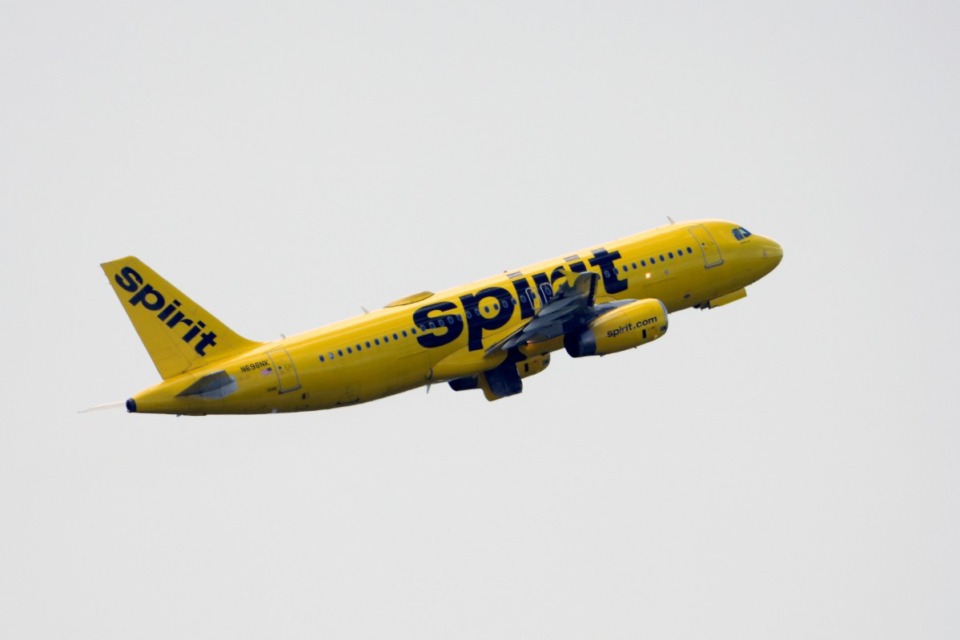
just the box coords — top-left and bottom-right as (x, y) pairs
(2, 1), (958, 638)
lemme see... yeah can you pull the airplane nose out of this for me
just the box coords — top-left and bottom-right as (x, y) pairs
(762, 239), (783, 266)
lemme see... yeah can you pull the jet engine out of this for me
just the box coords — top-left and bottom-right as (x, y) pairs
(564, 299), (668, 357)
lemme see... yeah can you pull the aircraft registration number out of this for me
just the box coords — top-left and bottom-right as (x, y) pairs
(240, 360), (270, 373)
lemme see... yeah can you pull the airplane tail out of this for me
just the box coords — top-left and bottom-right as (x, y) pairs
(101, 257), (262, 380)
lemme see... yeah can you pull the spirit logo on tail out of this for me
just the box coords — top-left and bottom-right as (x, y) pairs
(113, 266), (219, 355)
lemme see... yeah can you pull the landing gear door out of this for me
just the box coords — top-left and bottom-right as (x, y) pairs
(688, 225), (724, 268)
(267, 349), (302, 394)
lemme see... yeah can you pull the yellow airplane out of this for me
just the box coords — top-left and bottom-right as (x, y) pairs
(102, 220), (782, 415)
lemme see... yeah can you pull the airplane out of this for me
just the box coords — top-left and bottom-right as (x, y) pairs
(101, 219), (782, 415)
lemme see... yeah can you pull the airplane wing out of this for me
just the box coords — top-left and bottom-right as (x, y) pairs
(486, 271), (601, 354)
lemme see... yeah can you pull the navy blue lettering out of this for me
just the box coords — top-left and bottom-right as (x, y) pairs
(114, 268), (219, 355)
(589, 249), (627, 294)
(530, 273), (552, 305)
(510, 278), (536, 319)
(166, 312), (193, 330)
(460, 287), (513, 351)
(115, 267), (142, 293)
(129, 284), (165, 311)
(182, 320), (206, 343)
(158, 299), (181, 322)
(414, 301), (464, 348)
(195, 331), (218, 355)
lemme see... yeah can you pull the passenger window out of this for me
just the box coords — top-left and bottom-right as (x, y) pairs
(641, 260), (646, 267)
(411, 328), (418, 335)
(687, 247), (693, 254)
(318, 355), (325, 362)
(650, 257), (655, 264)
(365, 341), (371, 348)
(338, 349), (344, 356)
(347, 347), (352, 354)
(393, 333), (399, 340)
(374, 339), (380, 346)
(402, 330), (408, 337)
(668, 252), (674, 259)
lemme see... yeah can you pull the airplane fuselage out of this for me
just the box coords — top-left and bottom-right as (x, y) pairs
(106, 220), (782, 414)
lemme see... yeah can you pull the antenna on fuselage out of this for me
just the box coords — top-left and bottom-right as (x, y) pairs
(667, 216), (675, 224)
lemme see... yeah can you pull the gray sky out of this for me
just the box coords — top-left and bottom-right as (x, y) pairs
(2, 1), (958, 638)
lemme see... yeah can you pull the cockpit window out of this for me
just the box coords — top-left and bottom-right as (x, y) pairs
(732, 226), (752, 240)
(740, 227), (752, 237)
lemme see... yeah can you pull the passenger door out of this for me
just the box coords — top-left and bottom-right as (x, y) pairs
(688, 225), (724, 268)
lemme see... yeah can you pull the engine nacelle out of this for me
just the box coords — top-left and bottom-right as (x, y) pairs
(564, 299), (668, 357)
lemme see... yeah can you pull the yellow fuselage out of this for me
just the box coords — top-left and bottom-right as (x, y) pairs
(117, 219), (782, 414)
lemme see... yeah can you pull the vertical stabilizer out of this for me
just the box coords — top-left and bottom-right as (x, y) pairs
(101, 257), (262, 379)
